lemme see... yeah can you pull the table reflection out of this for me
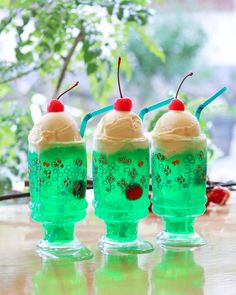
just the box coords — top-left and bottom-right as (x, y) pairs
(32, 258), (87, 295)
(94, 255), (148, 295)
(152, 249), (204, 295)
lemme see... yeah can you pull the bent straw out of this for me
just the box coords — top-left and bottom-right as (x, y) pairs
(80, 104), (113, 138)
(139, 96), (174, 121)
(195, 86), (227, 121)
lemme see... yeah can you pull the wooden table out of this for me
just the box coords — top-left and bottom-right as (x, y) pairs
(0, 194), (236, 295)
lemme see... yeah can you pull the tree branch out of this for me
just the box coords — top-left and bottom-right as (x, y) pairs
(53, 30), (84, 98)
(0, 30), (84, 88)
(0, 64), (43, 84)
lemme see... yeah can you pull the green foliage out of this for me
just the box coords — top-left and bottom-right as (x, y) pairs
(152, 16), (206, 77)
(126, 15), (206, 95)
(0, 0), (160, 101)
(0, 101), (32, 191)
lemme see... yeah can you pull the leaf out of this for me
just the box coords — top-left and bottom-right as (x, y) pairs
(136, 27), (165, 63)
(135, 9), (150, 25)
(39, 41), (51, 52)
(87, 62), (98, 75)
(54, 42), (63, 52)
(16, 26), (23, 35)
(118, 7), (124, 20)
(15, 48), (24, 60)
(84, 48), (101, 63)
(22, 14), (30, 25)
(107, 4), (114, 15)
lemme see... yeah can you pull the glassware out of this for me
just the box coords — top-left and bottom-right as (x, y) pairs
(93, 145), (153, 254)
(29, 142), (93, 259)
(151, 137), (207, 247)
(28, 83), (93, 260)
(147, 77), (226, 248)
(92, 57), (153, 254)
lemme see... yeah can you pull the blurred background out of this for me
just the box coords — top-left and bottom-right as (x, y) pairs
(0, 0), (235, 197)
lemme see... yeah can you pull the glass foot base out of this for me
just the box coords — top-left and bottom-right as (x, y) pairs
(36, 239), (93, 261)
(98, 236), (154, 255)
(156, 231), (205, 249)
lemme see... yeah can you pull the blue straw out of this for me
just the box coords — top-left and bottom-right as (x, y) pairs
(80, 104), (113, 138)
(139, 97), (174, 121)
(195, 86), (227, 121)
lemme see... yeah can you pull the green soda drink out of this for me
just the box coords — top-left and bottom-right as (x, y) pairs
(93, 108), (153, 254)
(93, 147), (150, 242)
(151, 136), (207, 246)
(29, 143), (87, 241)
(28, 84), (93, 259)
(151, 74), (207, 247)
(152, 146), (206, 222)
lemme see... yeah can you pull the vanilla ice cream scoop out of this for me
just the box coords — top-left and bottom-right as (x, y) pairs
(153, 110), (201, 137)
(29, 82), (81, 151)
(29, 112), (81, 151)
(152, 110), (205, 157)
(95, 110), (145, 140)
(94, 110), (148, 154)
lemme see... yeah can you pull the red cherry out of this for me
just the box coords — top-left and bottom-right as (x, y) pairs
(169, 99), (185, 111)
(47, 99), (65, 112)
(47, 81), (79, 113)
(114, 97), (133, 111)
(125, 184), (143, 200)
(208, 186), (230, 205)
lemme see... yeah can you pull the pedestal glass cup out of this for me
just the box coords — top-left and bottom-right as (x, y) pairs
(92, 112), (153, 254)
(28, 111), (93, 260)
(91, 56), (153, 254)
(143, 84), (226, 248)
(151, 112), (207, 248)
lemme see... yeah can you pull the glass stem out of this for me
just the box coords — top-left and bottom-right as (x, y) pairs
(163, 217), (195, 235)
(105, 222), (138, 243)
(42, 223), (75, 244)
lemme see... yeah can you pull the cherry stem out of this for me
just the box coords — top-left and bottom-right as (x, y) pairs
(56, 81), (79, 100)
(117, 56), (123, 98)
(175, 72), (193, 99)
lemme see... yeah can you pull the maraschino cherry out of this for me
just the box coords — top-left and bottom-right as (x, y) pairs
(113, 57), (133, 112)
(47, 81), (79, 112)
(169, 72), (193, 111)
(206, 186), (231, 207)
